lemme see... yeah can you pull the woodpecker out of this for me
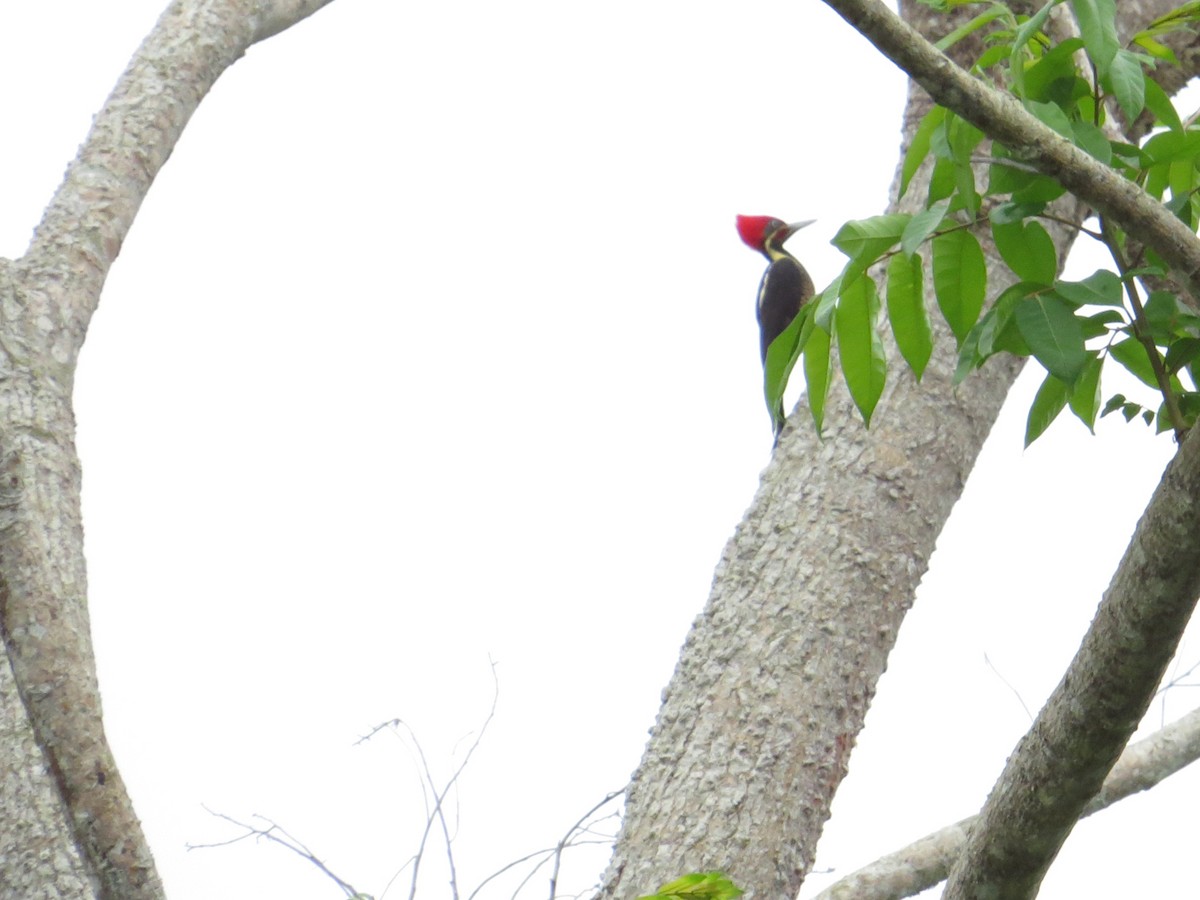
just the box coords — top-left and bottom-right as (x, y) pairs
(736, 215), (815, 430)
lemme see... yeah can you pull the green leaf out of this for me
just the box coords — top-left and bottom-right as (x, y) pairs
(991, 217), (1057, 284)
(990, 200), (1046, 225)
(1133, 33), (1179, 66)
(887, 253), (932, 379)
(1052, 270), (1123, 307)
(1016, 295), (1087, 383)
(1165, 336), (1200, 374)
(1024, 99), (1074, 138)
(954, 282), (1034, 383)
(1081, 308), (1125, 338)
(1072, 0), (1119, 75)
(901, 106), (946, 199)
(936, 5), (1009, 51)
(1068, 353), (1102, 431)
(1025, 372), (1070, 446)
(833, 215), (908, 285)
(1071, 120), (1111, 164)
(1143, 290), (1200, 342)
(837, 275), (887, 426)
(929, 156), (958, 203)
(639, 872), (745, 900)
(1143, 76), (1182, 132)
(762, 303), (815, 434)
(804, 321), (832, 434)
(932, 229), (987, 343)
(1100, 393), (1127, 417)
(901, 199), (950, 257)
(1141, 130), (1200, 165)
(1106, 49), (1147, 122)
(1023, 37), (1085, 103)
(1010, 0), (1060, 95)
(1108, 337), (1160, 388)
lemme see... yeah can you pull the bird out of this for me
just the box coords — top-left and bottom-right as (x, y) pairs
(736, 215), (815, 432)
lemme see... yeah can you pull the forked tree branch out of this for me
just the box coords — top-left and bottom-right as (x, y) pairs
(0, 3), (335, 898)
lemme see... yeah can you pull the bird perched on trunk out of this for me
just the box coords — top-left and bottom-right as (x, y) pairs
(736, 215), (815, 434)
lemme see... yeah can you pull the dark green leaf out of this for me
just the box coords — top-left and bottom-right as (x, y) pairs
(1025, 372), (1070, 446)
(954, 283), (1033, 383)
(1023, 37), (1085, 103)
(1176, 392), (1200, 429)
(1100, 393), (1127, 417)
(1164, 337), (1200, 374)
(932, 229), (987, 343)
(837, 275), (887, 426)
(954, 315), (986, 384)
(887, 253), (932, 380)
(1016, 295), (1088, 383)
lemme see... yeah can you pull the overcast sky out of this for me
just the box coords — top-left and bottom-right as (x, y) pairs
(2, 3), (1197, 899)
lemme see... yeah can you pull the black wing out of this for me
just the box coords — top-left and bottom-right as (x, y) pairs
(756, 256), (815, 361)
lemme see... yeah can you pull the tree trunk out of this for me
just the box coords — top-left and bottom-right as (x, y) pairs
(600, 2), (1200, 898)
(595, 5), (1090, 897)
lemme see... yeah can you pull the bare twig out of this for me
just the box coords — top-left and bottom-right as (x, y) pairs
(547, 791), (624, 900)
(189, 808), (364, 899)
(364, 660), (501, 900)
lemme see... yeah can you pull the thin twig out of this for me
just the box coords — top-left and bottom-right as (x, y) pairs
(189, 808), (364, 898)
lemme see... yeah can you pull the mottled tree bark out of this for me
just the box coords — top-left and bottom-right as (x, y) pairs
(0, 3), (334, 898)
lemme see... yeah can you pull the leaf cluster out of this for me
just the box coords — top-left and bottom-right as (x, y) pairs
(765, 0), (1200, 445)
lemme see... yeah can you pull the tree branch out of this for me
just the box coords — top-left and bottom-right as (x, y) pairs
(935, 409), (1200, 898)
(18, 0), (334, 370)
(824, 0), (1200, 307)
(814, 704), (1200, 900)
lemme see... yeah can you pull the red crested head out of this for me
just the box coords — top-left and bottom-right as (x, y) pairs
(736, 215), (784, 251)
(737, 215), (815, 255)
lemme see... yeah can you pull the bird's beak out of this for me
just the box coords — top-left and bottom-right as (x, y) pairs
(779, 220), (815, 241)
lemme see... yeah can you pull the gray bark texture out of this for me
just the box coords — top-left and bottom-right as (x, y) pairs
(0, 3), (334, 898)
(597, 2), (1200, 899)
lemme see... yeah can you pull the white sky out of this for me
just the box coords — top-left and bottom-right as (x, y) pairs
(1, 2), (1196, 898)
